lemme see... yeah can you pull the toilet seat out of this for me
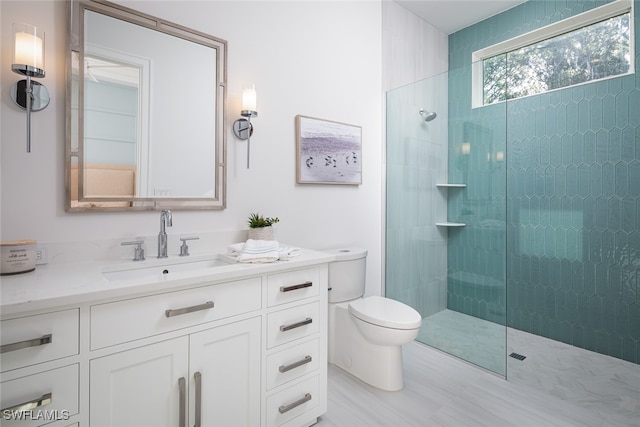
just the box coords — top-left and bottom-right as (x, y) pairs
(348, 296), (421, 330)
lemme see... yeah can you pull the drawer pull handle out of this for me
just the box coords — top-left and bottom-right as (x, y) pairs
(280, 281), (313, 293)
(280, 317), (312, 332)
(278, 393), (312, 414)
(194, 372), (202, 427)
(178, 377), (186, 427)
(2, 392), (52, 414)
(0, 333), (52, 354)
(279, 355), (312, 373)
(165, 301), (214, 318)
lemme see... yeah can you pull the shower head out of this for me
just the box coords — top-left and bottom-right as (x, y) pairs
(419, 108), (437, 122)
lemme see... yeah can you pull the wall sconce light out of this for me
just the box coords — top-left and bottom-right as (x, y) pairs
(10, 23), (50, 153)
(232, 84), (257, 168)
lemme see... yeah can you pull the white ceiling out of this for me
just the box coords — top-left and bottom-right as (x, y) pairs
(394, 0), (526, 34)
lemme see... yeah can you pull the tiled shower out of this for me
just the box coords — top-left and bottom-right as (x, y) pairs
(386, 0), (639, 392)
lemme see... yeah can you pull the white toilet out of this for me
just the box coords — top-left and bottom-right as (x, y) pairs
(327, 248), (422, 391)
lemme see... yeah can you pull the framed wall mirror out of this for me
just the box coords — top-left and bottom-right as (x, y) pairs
(66, 0), (227, 211)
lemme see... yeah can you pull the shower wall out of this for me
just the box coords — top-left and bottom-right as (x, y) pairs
(448, 0), (640, 364)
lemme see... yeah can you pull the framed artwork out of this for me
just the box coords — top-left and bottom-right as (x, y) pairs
(295, 115), (362, 185)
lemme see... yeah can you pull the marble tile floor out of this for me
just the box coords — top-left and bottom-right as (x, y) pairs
(318, 311), (640, 426)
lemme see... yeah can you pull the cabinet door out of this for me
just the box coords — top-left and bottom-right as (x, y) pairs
(189, 317), (261, 427)
(90, 337), (189, 427)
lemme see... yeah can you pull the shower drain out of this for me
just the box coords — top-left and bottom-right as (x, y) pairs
(509, 352), (527, 361)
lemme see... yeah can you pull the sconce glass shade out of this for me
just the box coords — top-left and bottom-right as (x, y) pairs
(12, 23), (45, 78)
(241, 84), (257, 117)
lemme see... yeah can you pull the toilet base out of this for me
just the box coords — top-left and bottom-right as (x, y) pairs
(329, 303), (406, 391)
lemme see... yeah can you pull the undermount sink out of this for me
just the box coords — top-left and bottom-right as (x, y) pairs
(102, 256), (233, 282)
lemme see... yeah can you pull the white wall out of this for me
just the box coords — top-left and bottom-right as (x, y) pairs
(0, 1), (384, 295)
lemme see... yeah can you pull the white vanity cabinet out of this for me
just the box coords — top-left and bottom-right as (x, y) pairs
(89, 317), (261, 427)
(0, 254), (330, 427)
(263, 267), (327, 427)
(0, 309), (80, 427)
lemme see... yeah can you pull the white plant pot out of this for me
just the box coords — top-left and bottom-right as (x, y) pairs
(248, 226), (274, 240)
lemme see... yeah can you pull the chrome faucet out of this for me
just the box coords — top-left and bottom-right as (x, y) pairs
(157, 209), (173, 258)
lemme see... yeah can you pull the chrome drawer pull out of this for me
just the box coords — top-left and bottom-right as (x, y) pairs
(165, 301), (214, 318)
(279, 355), (312, 373)
(278, 393), (311, 414)
(280, 281), (313, 293)
(178, 377), (186, 427)
(0, 334), (52, 354)
(194, 372), (202, 427)
(280, 317), (312, 332)
(2, 392), (52, 414)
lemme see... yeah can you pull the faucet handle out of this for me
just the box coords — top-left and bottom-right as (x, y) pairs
(122, 240), (146, 261)
(179, 236), (199, 257)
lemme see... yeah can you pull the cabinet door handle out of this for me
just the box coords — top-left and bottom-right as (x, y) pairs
(279, 281), (313, 293)
(278, 393), (311, 414)
(1, 392), (52, 414)
(279, 355), (312, 373)
(165, 301), (214, 318)
(194, 372), (202, 427)
(280, 317), (312, 332)
(178, 377), (186, 427)
(0, 334), (52, 354)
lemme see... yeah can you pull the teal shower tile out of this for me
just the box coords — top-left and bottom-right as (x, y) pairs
(591, 164), (603, 198)
(622, 337), (637, 363)
(622, 127), (635, 160)
(621, 197), (636, 233)
(609, 333), (624, 360)
(595, 263), (609, 296)
(607, 196), (622, 230)
(602, 163), (615, 196)
(589, 294), (604, 331)
(583, 131), (596, 164)
(578, 164), (590, 197)
(566, 101), (578, 135)
(615, 163), (628, 197)
(630, 161), (640, 196)
(590, 96), (603, 130)
(629, 90), (640, 126)
(595, 330), (610, 355)
(596, 129), (609, 164)
(609, 127), (623, 163)
(602, 95), (616, 129)
(615, 93), (629, 128)
(578, 99), (591, 133)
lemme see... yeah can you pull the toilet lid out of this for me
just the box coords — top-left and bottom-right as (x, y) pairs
(348, 296), (422, 330)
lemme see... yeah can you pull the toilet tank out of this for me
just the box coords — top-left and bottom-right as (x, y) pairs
(327, 248), (367, 303)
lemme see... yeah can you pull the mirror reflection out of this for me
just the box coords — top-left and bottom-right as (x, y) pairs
(66, 0), (227, 211)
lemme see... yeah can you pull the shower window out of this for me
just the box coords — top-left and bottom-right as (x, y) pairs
(472, 0), (633, 107)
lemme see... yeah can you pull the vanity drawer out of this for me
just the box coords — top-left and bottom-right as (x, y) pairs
(266, 375), (319, 427)
(1, 309), (79, 373)
(90, 277), (261, 349)
(266, 339), (319, 390)
(0, 364), (78, 427)
(267, 267), (320, 307)
(267, 302), (319, 349)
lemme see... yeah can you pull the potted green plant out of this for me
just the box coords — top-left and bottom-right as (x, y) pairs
(247, 212), (280, 240)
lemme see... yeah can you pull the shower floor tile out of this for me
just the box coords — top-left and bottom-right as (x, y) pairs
(418, 309), (640, 425)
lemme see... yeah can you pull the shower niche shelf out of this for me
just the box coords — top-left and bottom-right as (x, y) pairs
(436, 183), (466, 227)
(436, 183), (466, 188)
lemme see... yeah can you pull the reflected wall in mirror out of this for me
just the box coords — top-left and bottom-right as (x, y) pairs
(66, 0), (227, 211)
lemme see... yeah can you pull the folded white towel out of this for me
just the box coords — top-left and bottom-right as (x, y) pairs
(236, 239), (279, 263)
(278, 246), (301, 261)
(227, 242), (245, 256)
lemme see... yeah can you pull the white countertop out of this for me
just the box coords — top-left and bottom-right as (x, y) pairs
(0, 248), (335, 317)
